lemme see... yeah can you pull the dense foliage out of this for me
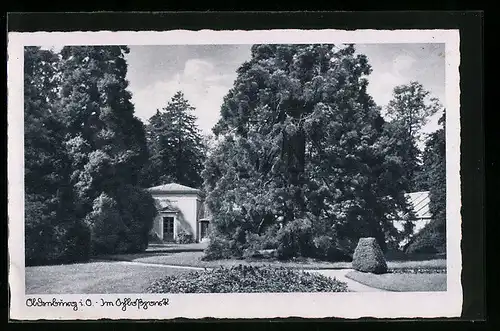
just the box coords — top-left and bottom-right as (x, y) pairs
(352, 237), (388, 274)
(147, 265), (349, 293)
(24, 46), (157, 264)
(24, 44), (446, 265)
(405, 113), (446, 254)
(389, 267), (446, 274)
(176, 228), (195, 244)
(60, 46), (156, 255)
(140, 91), (206, 188)
(24, 47), (84, 265)
(203, 44), (413, 260)
(385, 81), (442, 191)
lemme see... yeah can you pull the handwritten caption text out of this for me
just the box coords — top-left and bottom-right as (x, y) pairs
(26, 297), (170, 311)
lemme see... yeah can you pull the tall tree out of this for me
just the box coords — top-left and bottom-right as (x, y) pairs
(142, 91), (206, 188)
(24, 47), (88, 265)
(203, 44), (410, 259)
(384, 81), (442, 191)
(426, 113), (446, 226)
(406, 112), (446, 253)
(59, 46), (155, 255)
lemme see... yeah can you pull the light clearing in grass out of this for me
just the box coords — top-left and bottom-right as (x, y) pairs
(345, 270), (447, 292)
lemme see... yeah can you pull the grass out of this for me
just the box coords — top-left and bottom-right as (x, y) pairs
(25, 261), (190, 294)
(26, 249), (447, 294)
(345, 270), (447, 292)
(99, 250), (446, 271)
(99, 251), (352, 270)
(384, 250), (446, 261)
(386, 259), (446, 269)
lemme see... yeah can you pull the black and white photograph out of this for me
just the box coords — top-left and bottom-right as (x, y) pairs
(8, 29), (462, 320)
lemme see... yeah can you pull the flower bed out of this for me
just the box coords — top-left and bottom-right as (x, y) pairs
(147, 265), (349, 293)
(388, 267), (446, 274)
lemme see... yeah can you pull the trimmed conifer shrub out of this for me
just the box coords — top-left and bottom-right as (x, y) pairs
(352, 237), (388, 274)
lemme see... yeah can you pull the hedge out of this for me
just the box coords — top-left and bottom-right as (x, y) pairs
(405, 219), (446, 254)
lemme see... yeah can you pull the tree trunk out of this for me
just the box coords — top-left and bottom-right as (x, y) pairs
(284, 126), (307, 220)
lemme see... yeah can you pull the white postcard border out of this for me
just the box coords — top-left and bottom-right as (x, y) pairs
(8, 29), (462, 320)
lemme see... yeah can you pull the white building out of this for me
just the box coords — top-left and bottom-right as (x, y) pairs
(392, 191), (434, 247)
(392, 191), (433, 232)
(147, 183), (211, 243)
(147, 184), (432, 246)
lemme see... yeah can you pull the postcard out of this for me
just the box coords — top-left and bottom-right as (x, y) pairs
(8, 28), (461, 320)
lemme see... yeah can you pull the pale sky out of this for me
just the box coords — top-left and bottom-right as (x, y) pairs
(125, 43), (445, 138)
(41, 43), (446, 138)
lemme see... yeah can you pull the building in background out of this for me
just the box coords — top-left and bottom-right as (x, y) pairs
(392, 191), (433, 247)
(148, 183), (211, 243)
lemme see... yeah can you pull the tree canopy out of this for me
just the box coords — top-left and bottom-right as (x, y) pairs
(203, 44), (413, 259)
(384, 81), (443, 191)
(24, 44), (446, 265)
(405, 112), (446, 254)
(24, 46), (84, 265)
(141, 91), (206, 189)
(25, 46), (157, 264)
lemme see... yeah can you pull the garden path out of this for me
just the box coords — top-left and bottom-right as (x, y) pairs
(305, 269), (386, 292)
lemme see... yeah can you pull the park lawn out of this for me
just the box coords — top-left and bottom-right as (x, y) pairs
(26, 261), (190, 294)
(26, 253), (447, 295)
(386, 259), (447, 270)
(103, 251), (351, 269)
(345, 270), (447, 292)
(102, 251), (446, 271)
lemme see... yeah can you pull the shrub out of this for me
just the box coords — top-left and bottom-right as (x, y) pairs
(243, 248), (278, 259)
(25, 199), (66, 265)
(243, 225), (280, 258)
(86, 193), (126, 255)
(116, 185), (157, 253)
(202, 234), (237, 260)
(148, 231), (163, 244)
(86, 187), (157, 255)
(242, 246), (260, 259)
(384, 248), (409, 261)
(313, 235), (353, 262)
(352, 237), (388, 274)
(60, 220), (92, 263)
(176, 228), (194, 244)
(247, 225), (280, 250)
(25, 194), (92, 266)
(147, 265), (349, 293)
(276, 218), (315, 260)
(405, 219), (446, 254)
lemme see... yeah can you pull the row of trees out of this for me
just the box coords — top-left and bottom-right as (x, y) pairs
(25, 46), (206, 265)
(202, 44), (445, 260)
(25, 46), (155, 265)
(25, 43), (445, 265)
